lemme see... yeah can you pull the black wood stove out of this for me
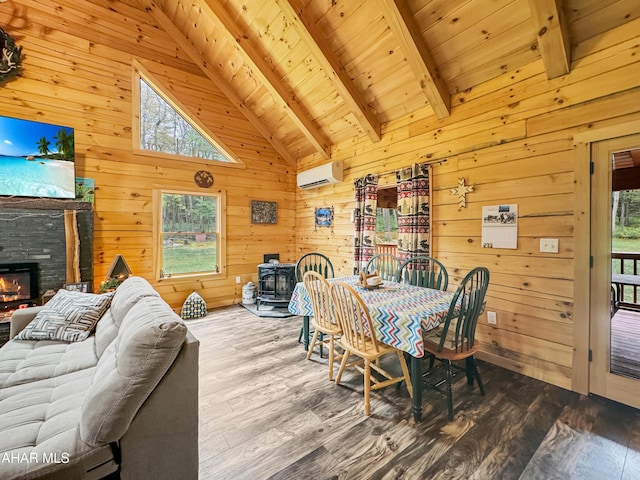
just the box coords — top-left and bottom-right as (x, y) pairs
(256, 262), (296, 310)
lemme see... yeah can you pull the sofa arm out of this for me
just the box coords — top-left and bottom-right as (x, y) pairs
(10, 306), (44, 339)
(118, 330), (200, 480)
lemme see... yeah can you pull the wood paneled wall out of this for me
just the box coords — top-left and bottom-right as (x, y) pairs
(3, 0), (640, 393)
(0, 0), (295, 310)
(295, 18), (640, 391)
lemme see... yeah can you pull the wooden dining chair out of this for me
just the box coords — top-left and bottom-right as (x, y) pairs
(422, 266), (490, 420)
(295, 252), (334, 282)
(295, 252), (335, 346)
(303, 271), (342, 380)
(397, 255), (449, 290)
(364, 253), (402, 282)
(329, 281), (413, 415)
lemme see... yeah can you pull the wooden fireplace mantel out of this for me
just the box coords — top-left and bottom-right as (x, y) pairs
(0, 197), (92, 211)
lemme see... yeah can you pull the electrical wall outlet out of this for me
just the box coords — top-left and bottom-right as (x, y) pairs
(540, 238), (559, 253)
(487, 311), (497, 324)
(236, 276), (241, 284)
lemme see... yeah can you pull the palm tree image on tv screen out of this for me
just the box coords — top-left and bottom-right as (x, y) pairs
(0, 115), (76, 199)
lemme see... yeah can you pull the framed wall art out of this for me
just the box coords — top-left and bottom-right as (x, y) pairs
(251, 200), (277, 224)
(75, 177), (95, 203)
(315, 206), (334, 231)
(64, 282), (90, 293)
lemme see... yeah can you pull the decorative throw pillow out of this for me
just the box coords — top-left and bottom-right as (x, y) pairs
(180, 291), (207, 319)
(16, 289), (113, 342)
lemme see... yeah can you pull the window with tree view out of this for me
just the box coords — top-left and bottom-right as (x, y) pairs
(376, 187), (398, 245)
(139, 77), (233, 163)
(376, 208), (398, 244)
(160, 192), (220, 278)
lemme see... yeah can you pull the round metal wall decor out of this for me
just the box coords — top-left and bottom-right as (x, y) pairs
(194, 170), (214, 188)
(0, 27), (22, 85)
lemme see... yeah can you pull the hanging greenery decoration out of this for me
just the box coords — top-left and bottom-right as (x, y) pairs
(0, 26), (22, 85)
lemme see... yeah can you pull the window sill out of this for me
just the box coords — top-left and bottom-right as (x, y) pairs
(156, 272), (224, 284)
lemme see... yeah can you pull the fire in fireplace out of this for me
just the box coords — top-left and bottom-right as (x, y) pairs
(0, 262), (39, 312)
(0, 276), (23, 302)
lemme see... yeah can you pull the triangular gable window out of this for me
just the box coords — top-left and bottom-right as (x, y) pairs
(138, 76), (234, 163)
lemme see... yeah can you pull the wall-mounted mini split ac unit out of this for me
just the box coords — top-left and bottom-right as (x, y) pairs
(296, 160), (344, 189)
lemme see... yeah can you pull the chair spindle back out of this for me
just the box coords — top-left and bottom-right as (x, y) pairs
(303, 271), (335, 332)
(397, 256), (449, 290)
(295, 252), (334, 282)
(329, 281), (382, 356)
(364, 253), (402, 282)
(437, 266), (489, 353)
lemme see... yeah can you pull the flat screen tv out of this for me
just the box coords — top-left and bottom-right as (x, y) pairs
(0, 115), (75, 199)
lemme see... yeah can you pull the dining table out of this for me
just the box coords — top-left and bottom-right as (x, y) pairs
(288, 274), (455, 423)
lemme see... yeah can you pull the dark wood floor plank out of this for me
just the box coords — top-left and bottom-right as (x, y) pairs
(266, 446), (337, 480)
(188, 305), (640, 480)
(379, 384), (508, 479)
(519, 394), (640, 480)
(470, 384), (574, 479)
(519, 419), (592, 480)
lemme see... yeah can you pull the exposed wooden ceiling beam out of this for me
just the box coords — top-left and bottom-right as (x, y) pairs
(137, 0), (297, 166)
(377, 0), (450, 119)
(631, 149), (640, 167)
(200, 0), (331, 159)
(278, 0), (381, 143)
(528, 0), (571, 79)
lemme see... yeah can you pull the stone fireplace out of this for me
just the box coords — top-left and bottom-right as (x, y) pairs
(0, 202), (94, 307)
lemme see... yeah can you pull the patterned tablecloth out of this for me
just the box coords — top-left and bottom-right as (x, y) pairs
(288, 275), (454, 358)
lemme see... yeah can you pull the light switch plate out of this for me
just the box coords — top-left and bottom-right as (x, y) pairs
(487, 311), (497, 324)
(540, 238), (559, 253)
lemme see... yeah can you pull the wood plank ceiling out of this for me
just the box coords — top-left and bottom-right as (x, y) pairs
(138, 0), (640, 165)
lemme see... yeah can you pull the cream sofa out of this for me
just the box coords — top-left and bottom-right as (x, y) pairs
(0, 277), (199, 480)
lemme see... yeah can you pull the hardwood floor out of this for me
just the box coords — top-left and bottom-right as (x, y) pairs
(612, 308), (640, 380)
(189, 305), (640, 480)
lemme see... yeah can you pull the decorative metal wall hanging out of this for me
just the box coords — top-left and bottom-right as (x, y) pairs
(449, 177), (474, 210)
(0, 27), (22, 85)
(194, 170), (214, 188)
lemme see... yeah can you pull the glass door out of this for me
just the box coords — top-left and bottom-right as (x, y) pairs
(375, 185), (398, 256)
(590, 134), (640, 408)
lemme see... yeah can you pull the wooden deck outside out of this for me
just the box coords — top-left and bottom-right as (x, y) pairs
(609, 252), (640, 379)
(612, 252), (640, 310)
(612, 308), (640, 380)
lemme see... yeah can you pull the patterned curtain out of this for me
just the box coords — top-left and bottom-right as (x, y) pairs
(353, 174), (379, 273)
(396, 163), (431, 261)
